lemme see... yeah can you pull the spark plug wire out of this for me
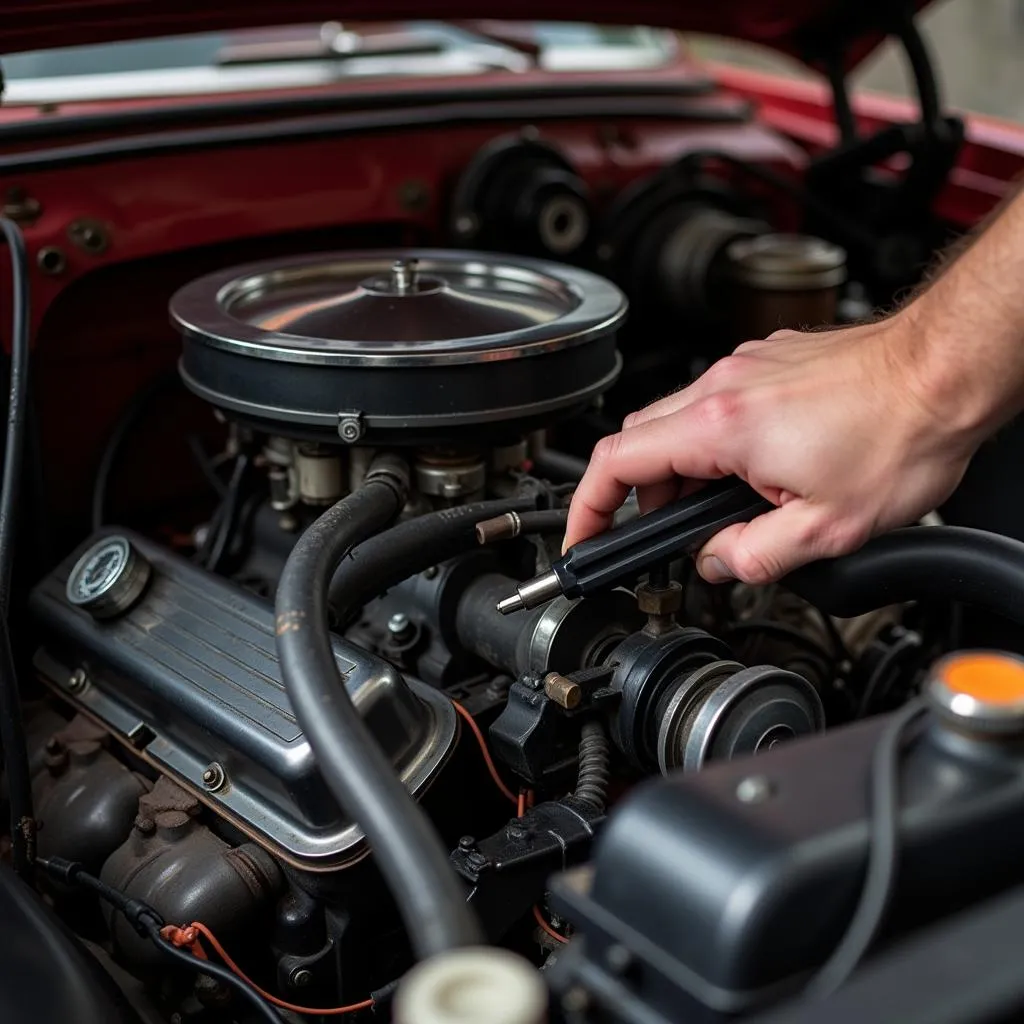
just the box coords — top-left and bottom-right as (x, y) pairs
(162, 923), (374, 1016)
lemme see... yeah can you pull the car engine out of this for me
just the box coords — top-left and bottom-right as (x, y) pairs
(5, 17), (1024, 1022)
(15, 231), (987, 1023)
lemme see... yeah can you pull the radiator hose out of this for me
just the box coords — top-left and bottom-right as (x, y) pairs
(786, 525), (1024, 626)
(275, 455), (483, 958)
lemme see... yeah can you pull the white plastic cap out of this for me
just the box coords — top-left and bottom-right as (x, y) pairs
(393, 946), (548, 1024)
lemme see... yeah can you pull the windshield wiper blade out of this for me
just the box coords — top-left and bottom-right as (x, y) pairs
(216, 24), (445, 67)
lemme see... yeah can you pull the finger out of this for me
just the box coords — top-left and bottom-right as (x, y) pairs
(622, 385), (694, 430)
(564, 403), (737, 548)
(696, 501), (833, 585)
(636, 478), (684, 515)
(636, 475), (711, 515)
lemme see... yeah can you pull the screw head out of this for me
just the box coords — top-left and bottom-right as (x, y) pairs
(289, 968), (314, 989)
(458, 835), (475, 852)
(736, 774), (773, 804)
(201, 762), (226, 791)
(67, 668), (88, 693)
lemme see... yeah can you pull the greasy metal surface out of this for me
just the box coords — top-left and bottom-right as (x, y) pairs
(30, 530), (459, 871)
(101, 777), (282, 968)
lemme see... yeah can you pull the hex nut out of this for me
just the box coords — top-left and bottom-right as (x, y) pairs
(636, 580), (683, 616)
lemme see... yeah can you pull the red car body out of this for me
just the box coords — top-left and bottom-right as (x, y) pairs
(0, 1), (1016, 534)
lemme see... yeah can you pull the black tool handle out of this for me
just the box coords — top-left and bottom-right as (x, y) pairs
(554, 477), (773, 598)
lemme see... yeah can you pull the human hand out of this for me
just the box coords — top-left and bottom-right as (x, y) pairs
(564, 312), (985, 584)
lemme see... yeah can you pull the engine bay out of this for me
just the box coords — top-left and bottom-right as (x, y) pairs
(6, 9), (1024, 1024)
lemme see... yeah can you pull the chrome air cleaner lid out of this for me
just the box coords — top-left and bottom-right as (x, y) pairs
(171, 249), (626, 444)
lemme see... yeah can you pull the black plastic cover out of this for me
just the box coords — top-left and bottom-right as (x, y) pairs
(550, 713), (1024, 1019)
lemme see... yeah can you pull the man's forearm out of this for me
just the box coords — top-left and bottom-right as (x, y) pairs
(902, 184), (1024, 443)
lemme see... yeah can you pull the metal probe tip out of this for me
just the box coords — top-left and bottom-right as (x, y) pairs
(496, 571), (563, 615)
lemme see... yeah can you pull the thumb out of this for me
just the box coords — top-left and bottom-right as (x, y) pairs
(697, 501), (829, 585)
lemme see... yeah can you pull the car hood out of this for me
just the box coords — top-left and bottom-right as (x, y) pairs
(0, 1), (931, 65)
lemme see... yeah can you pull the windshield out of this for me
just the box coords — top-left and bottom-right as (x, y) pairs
(0, 22), (677, 105)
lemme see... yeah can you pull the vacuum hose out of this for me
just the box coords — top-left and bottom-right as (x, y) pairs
(275, 456), (483, 957)
(327, 495), (541, 614)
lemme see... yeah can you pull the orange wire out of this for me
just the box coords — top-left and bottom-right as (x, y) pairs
(532, 905), (569, 945)
(450, 707), (569, 945)
(452, 700), (518, 805)
(514, 788), (570, 946)
(163, 923), (373, 1015)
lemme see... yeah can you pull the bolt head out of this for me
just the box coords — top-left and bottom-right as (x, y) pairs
(387, 612), (411, 636)
(458, 835), (475, 851)
(338, 417), (363, 443)
(201, 763), (226, 791)
(289, 968), (314, 988)
(68, 668), (88, 692)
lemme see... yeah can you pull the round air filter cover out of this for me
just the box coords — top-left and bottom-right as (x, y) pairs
(171, 249), (626, 443)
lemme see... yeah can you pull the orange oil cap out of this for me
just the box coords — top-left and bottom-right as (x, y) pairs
(927, 650), (1024, 734)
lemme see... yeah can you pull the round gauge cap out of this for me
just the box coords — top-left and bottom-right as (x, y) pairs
(66, 535), (151, 620)
(926, 650), (1024, 734)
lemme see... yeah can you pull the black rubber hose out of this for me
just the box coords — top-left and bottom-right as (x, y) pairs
(785, 526), (1024, 626)
(90, 369), (180, 532)
(0, 218), (34, 878)
(204, 452), (250, 572)
(0, 616), (32, 876)
(0, 217), (29, 615)
(575, 720), (610, 813)
(328, 495), (539, 613)
(532, 447), (588, 483)
(275, 460), (483, 958)
(475, 507), (569, 545)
